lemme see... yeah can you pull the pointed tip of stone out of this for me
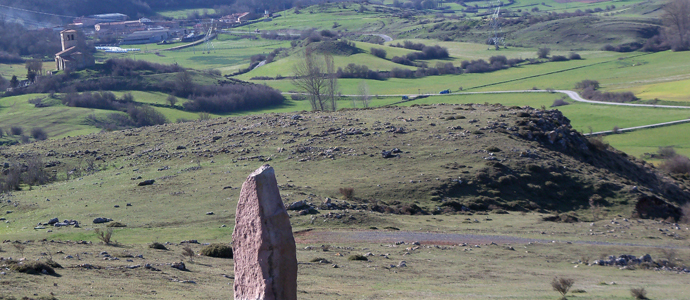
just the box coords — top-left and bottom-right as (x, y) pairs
(249, 164), (273, 177)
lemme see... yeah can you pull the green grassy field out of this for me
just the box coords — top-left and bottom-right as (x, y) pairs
(604, 122), (690, 158)
(98, 35), (291, 73)
(619, 78), (690, 103)
(0, 94), (105, 139)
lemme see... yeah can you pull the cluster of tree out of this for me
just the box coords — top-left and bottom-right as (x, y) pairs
(62, 91), (167, 128)
(601, 42), (644, 53)
(6, 59), (285, 114)
(370, 47), (387, 59)
(182, 83), (284, 113)
(61, 91), (134, 110)
(391, 45), (450, 66)
(336, 63), (384, 80)
(0, 21), (61, 58)
(461, 56), (525, 73)
(391, 41), (428, 51)
(0, 156), (53, 193)
(575, 80), (638, 103)
(391, 0), (440, 10)
(103, 58), (184, 76)
(0, 51), (23, 64)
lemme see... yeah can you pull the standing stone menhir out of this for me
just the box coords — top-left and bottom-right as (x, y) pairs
(233, 164), (297, 300)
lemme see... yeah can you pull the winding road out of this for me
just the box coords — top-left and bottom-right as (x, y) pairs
(411, 89), (690, 135)
(284, 89), (690, 135)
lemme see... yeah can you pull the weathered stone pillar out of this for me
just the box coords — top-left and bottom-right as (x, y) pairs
(233, 164), (297, 300)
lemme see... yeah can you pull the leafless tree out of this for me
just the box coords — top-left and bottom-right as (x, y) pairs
(663, 0), (690, 50)
(358, 81), (371, 108)
(324, 53), (338, 111)
(551, 277), (574, 300)
(292, 47), (338, 111)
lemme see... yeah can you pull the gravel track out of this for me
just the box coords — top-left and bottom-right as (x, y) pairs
(295, 230), (690, 250)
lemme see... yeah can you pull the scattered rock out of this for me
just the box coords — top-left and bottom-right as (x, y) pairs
(286, 200), (309, 211)
(171, 262), (187, 271)
(93, 217), (112, 224)
(138, 180), (155, 186)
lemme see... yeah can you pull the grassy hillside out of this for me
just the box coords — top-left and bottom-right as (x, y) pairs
(2, 104), (688, 241)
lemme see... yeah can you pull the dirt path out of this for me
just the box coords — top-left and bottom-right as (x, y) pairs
(295, 229), (690, 249)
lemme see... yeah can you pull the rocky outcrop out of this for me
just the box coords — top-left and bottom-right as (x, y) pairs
(232, 164), (297, 300)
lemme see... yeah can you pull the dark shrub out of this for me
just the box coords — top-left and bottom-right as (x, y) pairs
(30, 127), (48, 140)
(200, 243), (233, 258)
(391, 56), (415, 66)
(463, 59), (505, 73)
(336, 64), (383, 80)
(537, 47), (550, 58)
(10, 126), (23, 135)
(9, 260), (57, 275)
(0, 51), (24, 64)
(370, 47), (387, 59)
(642, 35), (670, 52)
(630, 287), (648, 300)
(575, 80), (600, 90)
(436, 62), (461, 74)
(339, 187), (354, 200)
(550, 55), (569, 62)
(489, 55), (507, 65)
(309, 257), (330, 263)
(182, 84), (285, 113)
(602, 42), (643, 52)
(401, 41), (427, 50)
(551, 98), (570, 107)
(126, 105), (167, 127)
(601, 44), (616, 51)
(149, 242), (168, 250)
(661, 155), (690, 174)
(421, 45), (449, 59)
(348, 254), (368, 261)
(389, 67), (415, 78)
(103, 58), (184, 76)
(568, 52), (582, 60)
(657, 146), (677, 158)
(588, 136), (609, 151)
(581, 87), (637, 103)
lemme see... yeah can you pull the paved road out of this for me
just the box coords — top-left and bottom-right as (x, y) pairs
(364, 33), (393, 42)
(295, 229), (690, 249)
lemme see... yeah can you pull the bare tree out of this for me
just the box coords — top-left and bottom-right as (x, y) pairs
(551, 277), (574, 300)
(324, 53), (338, 111)
(292, 47), (334, 111)
(358, 81), (371, 108)
(663, 0), (690, 50)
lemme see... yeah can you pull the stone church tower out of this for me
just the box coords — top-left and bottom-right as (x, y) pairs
(55, 29), (95, 71)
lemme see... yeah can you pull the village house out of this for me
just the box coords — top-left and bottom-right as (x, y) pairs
(220, 12), (250, 24)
